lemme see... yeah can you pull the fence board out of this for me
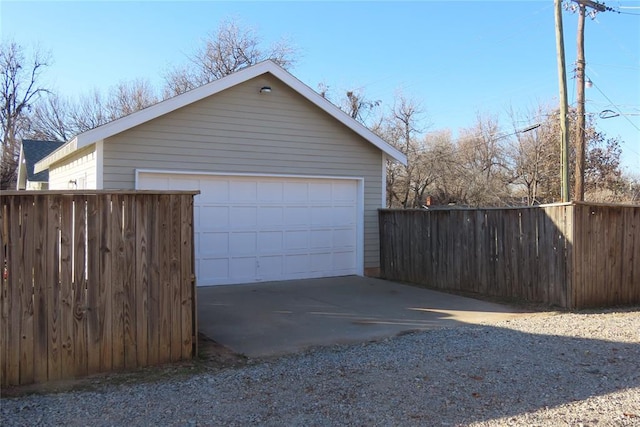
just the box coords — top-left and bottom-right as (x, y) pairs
(33, 195), (48, 383)
(73, 195), (88, 377)
(59, 196), (74, 379)
(46, 195), (62, 381)
(0, 202), (7, 386)
(170, 194), (182, 362)
(181, 195), (195, 359)
(19, 197), (35, 384)
(159, 194), (172, 364)
(7, 197), (21, 385)
(86, 194), (101, 374)
(98, 194), (113, 372)
(135, 195), (150, 367)
(1, 191), (196, 387)
(379, 203), (640, 309)
(147, 195), (160, 366)
(123, 194), (138, 369)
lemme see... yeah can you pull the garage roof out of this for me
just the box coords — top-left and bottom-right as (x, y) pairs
(35, 61), (407, 174)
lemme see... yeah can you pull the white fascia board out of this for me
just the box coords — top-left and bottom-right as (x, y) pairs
(36, 60), (407, 170)
(33, 137), (78, 173)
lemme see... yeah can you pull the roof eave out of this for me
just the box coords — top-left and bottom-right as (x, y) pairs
(35, 60), (408, 168)
(34, 138), (78, 173)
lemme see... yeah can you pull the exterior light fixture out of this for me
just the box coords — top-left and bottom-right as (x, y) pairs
(586, 78), (593, 88)
(260, 86), (272, 94)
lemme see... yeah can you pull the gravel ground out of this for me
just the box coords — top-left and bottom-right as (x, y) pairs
(2, 308), (639, 426)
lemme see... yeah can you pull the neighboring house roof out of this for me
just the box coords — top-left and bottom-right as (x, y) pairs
(21, 139), (66, 182)
(35, 60), (407, 174)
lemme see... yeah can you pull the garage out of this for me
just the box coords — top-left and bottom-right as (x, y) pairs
(137, 171), (363, 286)
(36, 61), (407, 280)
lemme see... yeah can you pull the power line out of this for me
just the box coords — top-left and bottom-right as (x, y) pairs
(587, 74), (640, 132)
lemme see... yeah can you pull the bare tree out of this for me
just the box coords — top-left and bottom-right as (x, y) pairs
(27, 93), (76, 141)
(164, 18), (298, 97)
(341, 89), (381, 124)
(105, 78), (158, 118)
(1, 41), (49, 188)
(28, 78), (158, 141)
(378, 94), (434, 208)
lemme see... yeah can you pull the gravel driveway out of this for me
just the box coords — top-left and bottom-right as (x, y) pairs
(2, 309), (639, 426)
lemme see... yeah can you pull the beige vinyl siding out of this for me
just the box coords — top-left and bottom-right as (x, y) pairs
(48, 145), (97, 190)
(102, 74), (384, 268)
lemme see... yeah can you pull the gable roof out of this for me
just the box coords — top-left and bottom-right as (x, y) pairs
(35, 60), (406, 173)
(21, 139), (66, 182)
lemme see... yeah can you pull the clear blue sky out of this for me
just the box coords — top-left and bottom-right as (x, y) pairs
(2, 0), (639, 173)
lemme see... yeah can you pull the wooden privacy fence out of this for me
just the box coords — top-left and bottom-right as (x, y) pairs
(1, 190), (198, 387)
(379, 202), (640, 309)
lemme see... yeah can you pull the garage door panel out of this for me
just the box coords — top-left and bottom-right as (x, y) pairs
(284, 206), (310, 225)
(230, 181), (257, 201)
(258, 207), (284, 226)
(334, 229), (356, 248)
(309, 182), (332, 201)
(311, 207), (334, 226)
(258, 231), (283, 253)
(200, 232), (229, 255)
(310, 230), (332, 249)
(230, 206), (257, 228)
(333, 182), (356, 201)
(285, 230), (308, 250)
(284, 182), (308, 201)
(310, 253), (332, 271)
(333, 206), (356, 225)
(200, 180), (229, 202)
(285, 254), (310, 274)
(138, 172), (360, 286)
(334, 252), (357, 270)
(200, 258), (229, 281)
(258, 256), (283, 277)
(230, 257), (257, 279)
(229, 232), (257, 255)
(201, 206), (229, 228)
(258, 181), (284, 202)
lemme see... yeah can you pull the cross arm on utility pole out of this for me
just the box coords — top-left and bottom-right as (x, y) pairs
(572, 0), (607, 12)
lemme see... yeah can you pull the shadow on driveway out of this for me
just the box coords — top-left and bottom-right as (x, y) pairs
(197, 275), (527, 358)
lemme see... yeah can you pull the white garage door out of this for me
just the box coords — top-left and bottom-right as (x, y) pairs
(137, 172), (362, 286)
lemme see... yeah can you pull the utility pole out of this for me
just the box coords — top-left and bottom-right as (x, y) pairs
(575, 3), (587, 201)
(572, 0), (608, 201)
(555, 0), (571, 202)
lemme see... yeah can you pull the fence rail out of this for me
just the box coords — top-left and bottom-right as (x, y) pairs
(379, 203), (640, 309)
(1, 191), (198, 387)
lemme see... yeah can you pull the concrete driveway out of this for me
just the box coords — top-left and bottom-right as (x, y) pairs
(197, 276), (525, 358)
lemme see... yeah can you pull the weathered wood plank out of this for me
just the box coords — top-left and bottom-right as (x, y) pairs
(98, 194), (113, 372)
(6, 196), (22, 385)
(159, 194), (172, 364)
(0, 200), (7, 386)
(59, 195), (74, 380)
(46, 195), (62, 381)
(122, 194), (137, 369)
(147, 195), (160, 366)
(170, 194), (182, 362)
(181, 195), (195, 359)
(111, 195), (125, 370)
(73, 196), (88, 377)
(32, 195), (48, 383)
(19, 196), (35, 384)
(86, 194), (101, 374)
(135, 194), (150, 367)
